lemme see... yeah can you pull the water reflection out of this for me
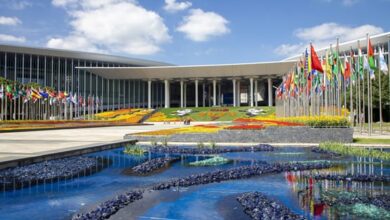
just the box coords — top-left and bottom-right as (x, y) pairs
(285, 154), (389, 219)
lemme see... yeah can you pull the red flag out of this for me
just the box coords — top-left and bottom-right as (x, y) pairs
(344, 59), (351, 80)
(310, 44), (324, 73)
(368, 39), (374, 57)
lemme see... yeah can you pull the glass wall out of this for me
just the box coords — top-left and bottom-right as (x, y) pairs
(0, 50), (150, 113)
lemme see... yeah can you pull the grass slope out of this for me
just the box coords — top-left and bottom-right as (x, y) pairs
(150, 106), (275, 122)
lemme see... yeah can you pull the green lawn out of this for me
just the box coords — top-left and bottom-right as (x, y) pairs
(355, 122), (390, 132)
(154, 106), (275, 121)
(353, 138), (390, 144)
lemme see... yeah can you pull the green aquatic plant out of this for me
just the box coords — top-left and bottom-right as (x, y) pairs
(189, 156), (231, 166)
(319, 142), (390, 161)
(123, 145), (146, 156)
(162, 138), (168, 147)
(209, 141), (216, 149)
(150, 139), (158, 147)
(197, 141), (205, 149)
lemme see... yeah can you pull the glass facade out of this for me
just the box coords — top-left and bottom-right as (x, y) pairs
(0, 48), (165, 116)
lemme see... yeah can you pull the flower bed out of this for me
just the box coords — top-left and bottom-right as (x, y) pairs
(135, 124), (223, 136)
(235, 115), (350, 127)
(225, 124), (265, 130)
(147, 112), (180, 122)
(94, 108), (153, 123)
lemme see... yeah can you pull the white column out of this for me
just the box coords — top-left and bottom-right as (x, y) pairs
(249, 78), (254, 107)
(213, 79), (217, 106)
(180, 80), (184, 108)
(218, 82), (221, 106)
(164, 79), (170, 108)
(232, 79), (237, 107)
(268, 77), (273, 106)
(195, 79), (199, 107)
(237, 80), (241, 107)
(147, 80), (152, 109)
(202, 82), (206, 107)
(254, 79), (258, 107)
(184, 82), (187, 107)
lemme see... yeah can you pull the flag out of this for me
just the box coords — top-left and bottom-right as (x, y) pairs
(368, 39), (376, 70)
(72, 93), (78, 105)
(0, 84), (4, 99)
(39, 89), (49, 100)
(6, 84), (13, 100)
(358, 47), (364, 79)
(31, 88), (42, 100)
(310, 44), (324, 73)
(344, 54), (351, 81)
(350, 48), (356, 84)
(324, 50), (332, 82)
(379, 47), (388, 74)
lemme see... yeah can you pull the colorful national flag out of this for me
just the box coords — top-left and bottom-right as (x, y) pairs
(379, 47), (388, 74)
(310, 44), (324, 73)
(367, 39), (376, 70)
(0, 84), (4, 99)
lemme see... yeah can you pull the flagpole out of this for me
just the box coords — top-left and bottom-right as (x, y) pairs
(366, 33), (371, 136)
(378, 47), (382, 134)
(349, 54), (353, 124)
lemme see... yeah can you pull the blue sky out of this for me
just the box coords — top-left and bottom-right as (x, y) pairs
(0, 0), (389, 65)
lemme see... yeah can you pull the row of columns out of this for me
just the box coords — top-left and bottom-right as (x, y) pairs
(148, 77), (273, 109)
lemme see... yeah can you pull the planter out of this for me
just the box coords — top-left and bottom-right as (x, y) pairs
(126, 126), (353, 143)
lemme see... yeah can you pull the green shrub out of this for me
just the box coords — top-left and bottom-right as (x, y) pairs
(319, 142), (390, 161)
(124, 144), (145, 156)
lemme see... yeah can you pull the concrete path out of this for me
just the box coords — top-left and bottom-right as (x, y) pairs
(0, 124), (184, 163)
(1, 122), (390, 164)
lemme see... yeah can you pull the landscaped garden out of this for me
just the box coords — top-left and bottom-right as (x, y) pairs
(0, 108), (152, 132)
(130, 114), (353, 143)
(146, 106), (275, 122)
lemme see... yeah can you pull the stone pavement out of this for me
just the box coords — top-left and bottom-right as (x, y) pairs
(0, 123), (184, 163)
(1, 122), (390, 164)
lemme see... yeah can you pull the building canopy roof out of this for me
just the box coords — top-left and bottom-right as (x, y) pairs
(77, 60), (297, 80)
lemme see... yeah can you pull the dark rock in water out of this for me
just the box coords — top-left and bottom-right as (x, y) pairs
(73, 161), (331, 220)
(306, 173), (390, 183)
(237, 192), (305, 220)
(151, 162), (331, 190)
(311, 147), (342, 157)
(72, 190), (143, 220)
(148, 144), (274, 155)
(125, 157), (179, 175)
(0, 157), (109, 191)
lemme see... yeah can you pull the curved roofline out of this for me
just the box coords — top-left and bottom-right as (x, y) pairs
(77, 60), (292, 70)
(0, 43), (172, 67)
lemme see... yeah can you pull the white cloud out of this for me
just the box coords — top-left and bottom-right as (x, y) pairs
(177, 9), (230, 42)
(274, 23), (384, 57)
(47, 35), (101, 53)
(0, 0), (32, 10)
(0, 34), (26, 43)
(341, 0), (359, 6)
(319, 0), (359, 6)
(164, 0), (192, 13)
(49, 0), (171, 55)
(0, 16), (21, 26)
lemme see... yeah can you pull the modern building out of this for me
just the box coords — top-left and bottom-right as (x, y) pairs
(1, 32), (389, 115)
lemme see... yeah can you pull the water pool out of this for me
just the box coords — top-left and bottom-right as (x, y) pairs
(0, 146), (389, 220)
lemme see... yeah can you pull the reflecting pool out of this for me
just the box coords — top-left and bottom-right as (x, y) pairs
(0, 146), (389, 220)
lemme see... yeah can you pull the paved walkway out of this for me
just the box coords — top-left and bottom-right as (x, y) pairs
(1, 122), (390, 164)
(0, 124), (184, 163)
